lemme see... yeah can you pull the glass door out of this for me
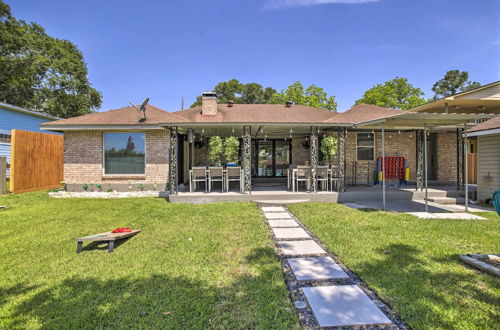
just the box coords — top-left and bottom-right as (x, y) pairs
(275, 140), (290, 177)
(252, 139), (291, 177)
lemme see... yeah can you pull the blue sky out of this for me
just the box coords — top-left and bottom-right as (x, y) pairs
(8, 0), (500, 112)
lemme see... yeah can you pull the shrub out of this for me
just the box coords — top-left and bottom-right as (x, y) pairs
(223, 136), (240, 163)
(208, 136), (224, 165)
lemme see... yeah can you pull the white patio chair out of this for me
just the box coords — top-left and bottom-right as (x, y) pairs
(329, 165), (340, 191)
(316, 166), (329, 191)
(226, 166), (243, 193)
(190, 167), (208, 192)
(295, 166), (311, 192)
(208, 167), (225, 192)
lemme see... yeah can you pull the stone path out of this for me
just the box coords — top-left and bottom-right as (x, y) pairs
(261, 205), (404, 329)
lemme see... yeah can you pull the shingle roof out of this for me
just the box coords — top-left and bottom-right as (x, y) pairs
(468, 116), (500, 133)
(41, 105), (188, 126)
(40, 102), (403, 128)
(325, 104), (404, 124)
(170, 104), (338, 124)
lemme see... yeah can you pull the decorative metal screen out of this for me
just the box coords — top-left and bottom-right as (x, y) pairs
(169, 127), (178, 194)
(337, 127), (346, 192)
(243, 126), (252, 193)
(310, 126), (318, 192)
(456, 128), (464, 191)
(416, 130), (424, 191)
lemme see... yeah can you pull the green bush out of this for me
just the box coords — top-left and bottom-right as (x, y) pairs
(320, 136), (337, 163)
(208, 136), (224, 165)
(223, 136), (240, 163)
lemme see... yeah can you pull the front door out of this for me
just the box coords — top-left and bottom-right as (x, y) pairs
(426, 133), (437, 181)
(252, 139), (291, 177)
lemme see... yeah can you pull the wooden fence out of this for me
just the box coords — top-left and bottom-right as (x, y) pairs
(467, 153), (477, 185)
(10, 129), (64, 193)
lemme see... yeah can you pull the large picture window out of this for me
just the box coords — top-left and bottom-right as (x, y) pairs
(357, 132), (374, 161)
(104, 133), (145, 174)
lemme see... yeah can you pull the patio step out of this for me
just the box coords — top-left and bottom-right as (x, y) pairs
(425, 197), (466, 205)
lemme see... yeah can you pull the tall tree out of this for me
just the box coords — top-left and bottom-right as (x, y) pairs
(191, 79), (276, 107)
(0, 0), (101, 118)
(354, 77), (426, 110)
(269, 81), (337, 111)
(431, 70), (481, 99)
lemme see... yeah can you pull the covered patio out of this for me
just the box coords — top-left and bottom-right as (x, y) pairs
(163, 87), (499, 207)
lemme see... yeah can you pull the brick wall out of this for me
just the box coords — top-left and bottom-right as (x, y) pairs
(436, 132), (457, 183)
(64, 130), (169, 190)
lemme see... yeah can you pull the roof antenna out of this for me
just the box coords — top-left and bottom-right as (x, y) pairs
(129, 98), (149, 122)
(181, 96), (184, 110)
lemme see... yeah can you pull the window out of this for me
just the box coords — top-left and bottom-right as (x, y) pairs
(0, 133), (11, 144)
(357, 133), (374, 161)
(104, 133), (145, 174)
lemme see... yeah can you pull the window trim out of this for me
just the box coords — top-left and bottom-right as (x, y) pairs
(102, 132), (147, 176)
(356, 132), (375, 161)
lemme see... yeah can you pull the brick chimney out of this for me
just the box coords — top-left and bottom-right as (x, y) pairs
(202, 91), (217, 115)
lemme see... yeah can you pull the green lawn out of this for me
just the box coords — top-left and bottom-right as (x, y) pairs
(288, 203), (500, 330)
(0, 192), (298, 329)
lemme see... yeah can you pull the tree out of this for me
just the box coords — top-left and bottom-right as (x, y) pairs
(354, 77), (426, 110)
(269, 81), (337, 111)
(191, 79), (276, 107)
(0, 0), (101, 118)
(431, 70), (481, 99)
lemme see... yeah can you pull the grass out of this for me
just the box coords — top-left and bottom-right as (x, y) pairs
(0, 192), (298, 329)
(288, 203), (500, 330)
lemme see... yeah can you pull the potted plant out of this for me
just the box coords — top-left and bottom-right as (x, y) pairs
(208, 136), (224, 165)
(320, 136), (337, 165)
(223, 136), (240, 166)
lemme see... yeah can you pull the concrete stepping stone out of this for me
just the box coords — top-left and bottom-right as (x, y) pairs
(268, 220), (299, 228)
(262, 206), (286, 212)
(407, 212), (439, 219)
(302, 285), (392, 327)
(265, 212), (292, 219)
(278, 240), (326, 256)
(433, 213), (486, 220)
(288, 257), (349, 280)
(272, 227), (310, 239)
(342, 202), (370, 209)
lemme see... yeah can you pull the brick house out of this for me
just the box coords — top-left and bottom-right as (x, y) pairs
(41, 87), (498, 203)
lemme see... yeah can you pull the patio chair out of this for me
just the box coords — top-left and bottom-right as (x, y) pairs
(316, 166), (329, 191)
(226, 166), (243, 193)
(329, 165), (340, 191)
(208, 167), (225, 192)
(190, 167), (208, 192)
(295, 166), (311, 192)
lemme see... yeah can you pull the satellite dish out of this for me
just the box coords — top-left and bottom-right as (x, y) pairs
(128, 98), (149, 122)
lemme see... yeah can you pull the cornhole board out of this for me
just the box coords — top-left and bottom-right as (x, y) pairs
(75, 230), (141, 253)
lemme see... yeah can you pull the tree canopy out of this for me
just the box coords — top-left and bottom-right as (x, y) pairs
(269, 81), (337, 111)
(0, 0), (101, 118)
(354, 77), (426, 110)
(191, 79), (276, 107)
(431, 70), (481, 99)
(191, 79), (337, 111)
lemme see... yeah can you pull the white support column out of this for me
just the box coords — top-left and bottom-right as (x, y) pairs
(464, 123), (469, 211)
(382, 123), (386, 210)
(424, 127), (428, 212)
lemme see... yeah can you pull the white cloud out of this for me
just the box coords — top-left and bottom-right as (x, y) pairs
(264, 0), (379, 9)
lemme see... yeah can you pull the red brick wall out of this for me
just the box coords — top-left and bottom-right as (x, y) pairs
(64, 130), (169, 186)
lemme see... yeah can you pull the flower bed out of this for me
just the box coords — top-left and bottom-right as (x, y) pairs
(48, 191), (166, 198)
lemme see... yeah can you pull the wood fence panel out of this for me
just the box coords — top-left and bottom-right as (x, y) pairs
(467, 153), (477, 185)
(10, 129), (64, 193)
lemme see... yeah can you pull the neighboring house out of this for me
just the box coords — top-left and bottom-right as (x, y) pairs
(0, 102), (60, 177)
(467, 116), (500, 202)
(40, 83), (499, 196)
